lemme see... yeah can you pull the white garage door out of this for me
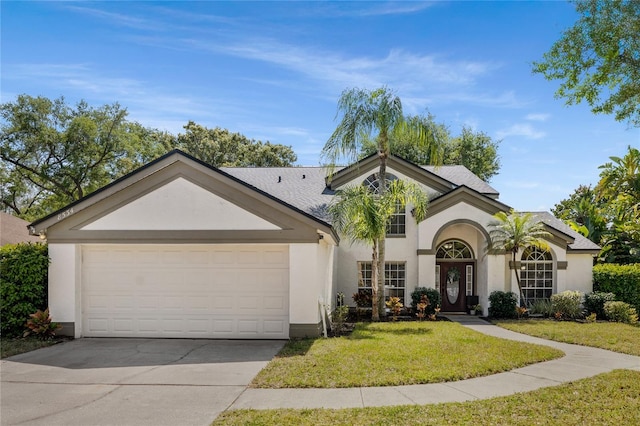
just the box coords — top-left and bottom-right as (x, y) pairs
(82, 245), (289, 339)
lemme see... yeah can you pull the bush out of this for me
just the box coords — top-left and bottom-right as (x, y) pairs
(528, 298), (553, 317)
(24, 308), (62, 340)
(488, 291), (517, 319)
(593, 263), (640, 314)
(352, 289), (372, 307)
(584, 291), (616, 319)
(0, 243), (50, 337)
(410, 287), (441, 316)
(551, 290), (584, 319)
(604, 301), (638, 324)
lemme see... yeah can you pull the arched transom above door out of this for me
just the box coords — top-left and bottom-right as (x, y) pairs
(436, 240), (474, 259)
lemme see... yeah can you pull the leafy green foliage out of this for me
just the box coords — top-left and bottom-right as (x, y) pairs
(584, 291), (616, 319)
(487, 210), (551, 305)
(554, 147), (640, 263)
(0, 243), (49, 337)
(488, 291), (517, 319)
(550, 290), (584, 319)
(176, 121), (296, 167)
(593, 263), (640, 313)
(532, 0), (640, 126)
(323, 87), (444, 317)
(0, 95), (172, 220)
(23, 308), (62, 340)
(528, 298), (554, 317)
(410, 287), (441, 316)
(1, 95), (299, 221)
(361, 115), (501, 181)
(328, 179), (428, 320)
(604, 301), (639, 324)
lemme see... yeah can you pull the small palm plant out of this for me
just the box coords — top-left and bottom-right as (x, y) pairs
(487, 210), (551, 307)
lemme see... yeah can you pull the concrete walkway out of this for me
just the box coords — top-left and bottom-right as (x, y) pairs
(228, 316), (640, 410)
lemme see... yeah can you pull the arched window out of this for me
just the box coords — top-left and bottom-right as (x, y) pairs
(362, 173), (398, 194)
(362, 173), (405, 235)
(520, 246), (553, 304)
(436, 240), (473, 259)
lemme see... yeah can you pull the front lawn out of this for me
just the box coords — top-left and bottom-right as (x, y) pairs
(0, 336), (67, 359)
(215, 369), (640, 425)
(494, 320), (640, 356)
(251, 321), (562, 388)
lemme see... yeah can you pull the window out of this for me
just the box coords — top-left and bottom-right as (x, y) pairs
(357, 261), (406, 300)
(436, 240), (473, 259)
(387, 202), (406, 235)
(520, 246), (553, 304)
(362, 173), (405, 236)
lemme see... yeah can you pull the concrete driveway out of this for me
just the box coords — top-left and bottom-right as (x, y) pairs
(1, 338), (285, 426)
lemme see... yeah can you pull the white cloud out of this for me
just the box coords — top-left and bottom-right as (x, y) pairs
(496, 123), (546, 140)
(525, 113), (550, 121)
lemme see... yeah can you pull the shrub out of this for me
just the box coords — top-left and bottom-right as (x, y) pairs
(593, 263), (640, 314)
(584, 291), (616, 319)
(330, 305), (350, 336)
(551, 290), (584, 319)
(24, 308), (62, 340)
(352, 289), (372, 307)
(604, 301), (639, 324)
(410, 287), (441, 316)
(385, 297), (403, 321)
(0, 243), (50, 337)
(488, 291), (517, 319)
(529, 298), (553, 317)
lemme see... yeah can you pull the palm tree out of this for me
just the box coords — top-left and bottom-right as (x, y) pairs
(486, 210), (551, 307)
(322, 87), (443, 315)
(329, 179), (428, 321)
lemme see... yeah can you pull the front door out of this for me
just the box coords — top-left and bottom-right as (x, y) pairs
(439, 262), (470, 312)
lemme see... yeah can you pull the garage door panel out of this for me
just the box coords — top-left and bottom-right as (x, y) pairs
(83, 245), (289, 338)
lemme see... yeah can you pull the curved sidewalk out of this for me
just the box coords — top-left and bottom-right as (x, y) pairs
(228, 316), (640, 410)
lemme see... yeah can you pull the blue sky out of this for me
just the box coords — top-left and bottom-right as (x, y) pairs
(2, 1), (638, 212)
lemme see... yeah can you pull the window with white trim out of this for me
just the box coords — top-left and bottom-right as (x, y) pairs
(357, 261), (406, 300)
(466, 264), (473, 296)
(362, 173), (405, 236)
(436, 240), (473, 259)
(520, 246), (553, 304)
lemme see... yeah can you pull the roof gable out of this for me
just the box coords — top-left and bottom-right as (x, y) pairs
(31, 150), (336, 244)
(327, 154), (458, 194)
(427, 185), (511, 217)
(81, 177), (281, 231)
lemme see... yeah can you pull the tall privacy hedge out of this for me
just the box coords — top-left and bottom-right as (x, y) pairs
(0, 243), (50, 337)
(593, 263), (640, 314)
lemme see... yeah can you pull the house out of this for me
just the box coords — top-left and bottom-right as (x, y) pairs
(1, 211), (41, 246)
(28, 150), (599, 339)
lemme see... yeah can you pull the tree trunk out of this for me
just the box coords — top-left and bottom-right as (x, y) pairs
(377, 151), (388, 317)
(513, 251), (526, 307)
(371, 239), (380, 321)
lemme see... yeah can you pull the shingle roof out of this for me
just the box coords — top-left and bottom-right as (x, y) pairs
(222, 164), (499, 222)
(528, 211), (601, 251)
(422, 165), (499, 197)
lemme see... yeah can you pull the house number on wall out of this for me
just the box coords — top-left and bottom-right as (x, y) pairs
(57, 208), (74, 221)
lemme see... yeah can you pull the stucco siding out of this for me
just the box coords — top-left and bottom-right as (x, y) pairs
(48, 244), (79, 335)
(561, 253), (594, 295)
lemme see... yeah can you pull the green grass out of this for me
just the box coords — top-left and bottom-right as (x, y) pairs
(494, 320), (640, 356)
(251, 321), (563, 388)
(0, 336), (67, 359)
(214, 369), (640, 425)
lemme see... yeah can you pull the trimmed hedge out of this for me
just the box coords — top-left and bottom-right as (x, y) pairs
(410, 287), (441, 316)
(0, 243), (50, 337)
(593, 263), (640, 314)
(488, 291), (517, 319)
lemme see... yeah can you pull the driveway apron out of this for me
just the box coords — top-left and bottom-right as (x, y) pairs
(0, 338), (285, 426)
